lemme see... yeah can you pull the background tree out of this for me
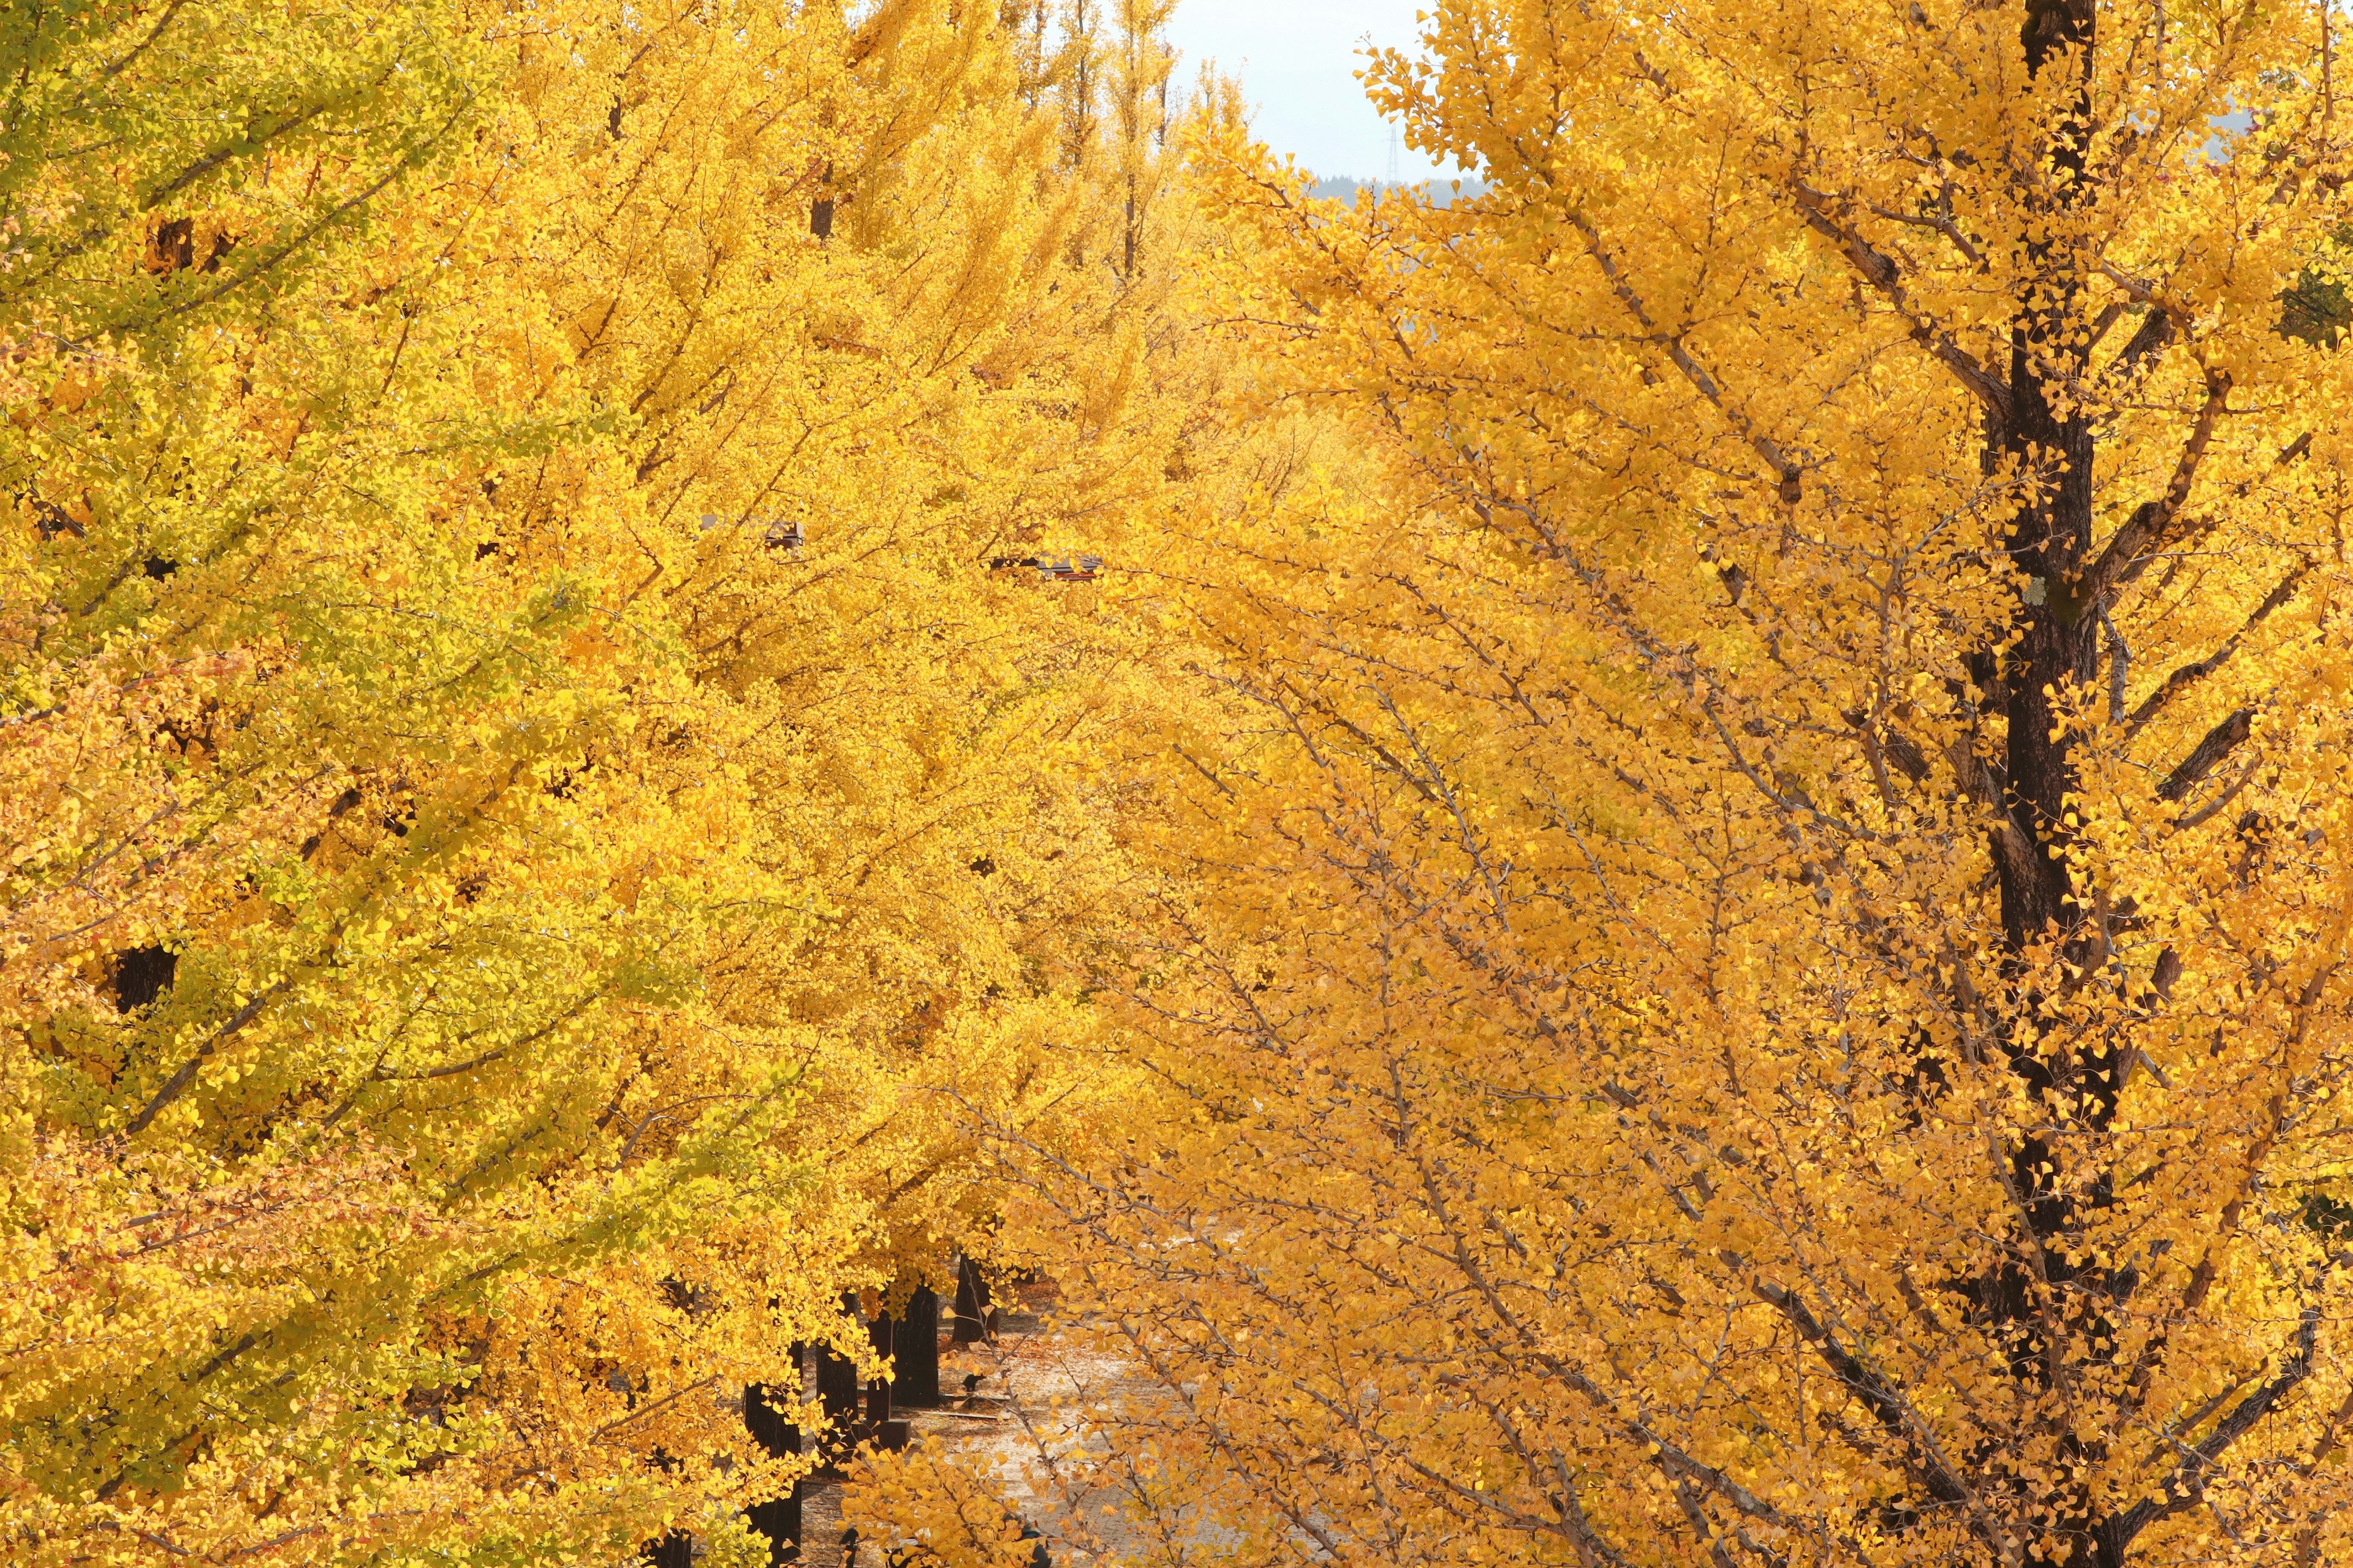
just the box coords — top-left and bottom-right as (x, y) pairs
(986, 2), (2353, 1566)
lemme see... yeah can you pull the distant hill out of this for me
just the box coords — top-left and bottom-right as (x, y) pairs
(1306, 174), (1489, 208)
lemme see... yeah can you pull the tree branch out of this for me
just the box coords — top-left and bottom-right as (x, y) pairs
(1785, 183), (2014, 424)
(119, 92), (476, 333)
(2106, 306), (2174, 377)
(2128, 562), (2312, 734)
(1563, 210), (1808, 499)
(123, 980), (293, 1136)
(2110, 1304), (2322, 1551)
(2156, 708), (2253, 803)
(1755, 1280), (2018, 1564)
(2079, 368), (2232, 609)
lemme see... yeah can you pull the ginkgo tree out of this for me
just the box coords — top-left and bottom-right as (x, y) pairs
(0, 0), (1195, 1561)
(987, 2), (2353, 1566)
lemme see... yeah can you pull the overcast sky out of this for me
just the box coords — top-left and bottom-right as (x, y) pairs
(1162, 0), (1454, 183)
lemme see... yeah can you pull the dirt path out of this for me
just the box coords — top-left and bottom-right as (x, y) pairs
(790, 1283), (1166, 1568)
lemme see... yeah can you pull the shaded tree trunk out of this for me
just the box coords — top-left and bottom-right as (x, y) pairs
(893, 1285), (942, 1407)
(952, 1255), (991, 1343)
(745, 1353), (803, 1566)
(865, 1309), (893, 1426)
(816, 1297), (863, 1451)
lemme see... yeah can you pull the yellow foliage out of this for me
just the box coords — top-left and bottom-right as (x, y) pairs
(22, 2), (2353, 1567)
(845, 1439), (1047, 1568)
(977, 4), (2353, 1567)
(1, 0), (1192, 1561)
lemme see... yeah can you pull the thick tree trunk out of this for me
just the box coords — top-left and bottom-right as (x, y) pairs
(865, 1310), (894, 1426)
(1995, 0), (2101, 961)
(746, 1350), (806, 1564)
(747, 1494), (801, 1566)
(894, 1286), (942, 1407)
(816, 1297), (863, 1451)
(952, 1255), (992, 1343)
(1986, 7), (2143, 1564)
(643, 1532), (694, 1568)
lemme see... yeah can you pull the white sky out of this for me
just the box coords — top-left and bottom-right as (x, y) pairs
(1163, 0), (1454, 182)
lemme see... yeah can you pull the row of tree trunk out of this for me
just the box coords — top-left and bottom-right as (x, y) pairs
(653, 1262), (996, 1566)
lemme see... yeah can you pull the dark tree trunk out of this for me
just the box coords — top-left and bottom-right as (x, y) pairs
(816, 1297), (863, 1449)
(110, 945), (177, 1012)
(865, 1311), (893, 1426)
(1995, 0), (2101, 961)
(1980, 6), (2142, 1564)
(748, 1495), (801, 1566)
(952, 1256), (991, 1343)
(811, 161), (836, 240)
(745, 1382), (801, 1460)
(745, 1347), (805, 1562)
(893, 1286), (942, 1407)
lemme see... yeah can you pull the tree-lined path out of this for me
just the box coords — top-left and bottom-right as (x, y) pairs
(7, 1), (2353, 1565)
